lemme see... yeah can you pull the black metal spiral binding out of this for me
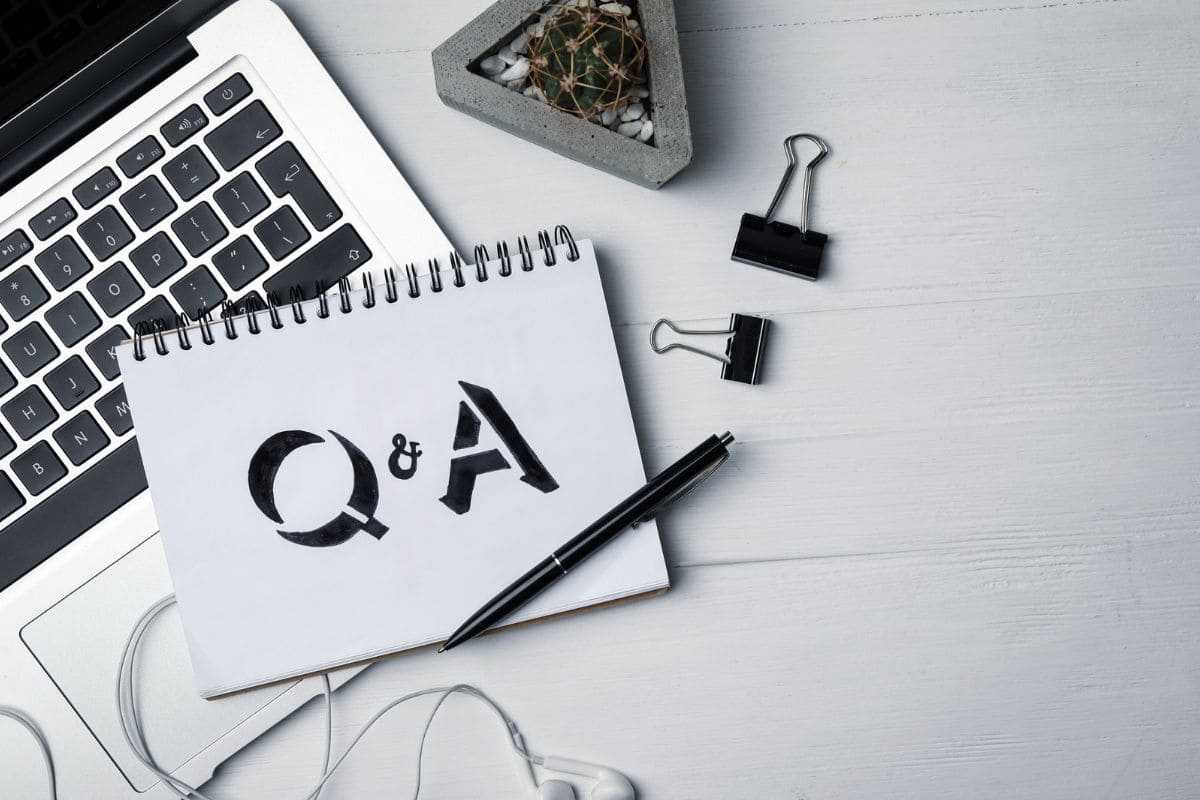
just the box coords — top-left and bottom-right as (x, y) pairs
(132, 226), (581, 358)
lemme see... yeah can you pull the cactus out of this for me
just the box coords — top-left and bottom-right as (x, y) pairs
(527, 4), (649, 120)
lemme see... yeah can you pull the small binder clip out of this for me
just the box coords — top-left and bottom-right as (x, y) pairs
(732, 133), (830, 281)
(651, 314), (771, 386)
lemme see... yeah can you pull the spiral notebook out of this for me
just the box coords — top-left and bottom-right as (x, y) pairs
(118, 229), (668, 698)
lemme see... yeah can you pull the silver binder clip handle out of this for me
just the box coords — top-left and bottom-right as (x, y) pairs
(764, 133), (829, 233)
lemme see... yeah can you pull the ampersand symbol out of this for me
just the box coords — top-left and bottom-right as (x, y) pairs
(388, 433), (423, 480)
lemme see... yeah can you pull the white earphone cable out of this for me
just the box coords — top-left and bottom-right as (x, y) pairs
(7, 593), (544, 800)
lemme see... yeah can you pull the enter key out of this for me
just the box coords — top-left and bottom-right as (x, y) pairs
(255, 142), (343, 231)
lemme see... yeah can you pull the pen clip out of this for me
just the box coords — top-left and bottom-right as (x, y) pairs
(632, 449), (730, 528)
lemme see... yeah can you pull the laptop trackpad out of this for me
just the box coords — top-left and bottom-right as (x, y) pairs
(20, 536), (300, 792)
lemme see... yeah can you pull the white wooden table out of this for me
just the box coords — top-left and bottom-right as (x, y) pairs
(207, 1), (1200, 797)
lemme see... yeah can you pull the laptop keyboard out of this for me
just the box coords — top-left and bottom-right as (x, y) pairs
(0, 70), (374, 592)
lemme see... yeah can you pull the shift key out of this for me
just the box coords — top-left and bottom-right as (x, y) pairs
(256, 143), (341, 231)
(264, 225), (371, 300)
(203, 100), (281, 170)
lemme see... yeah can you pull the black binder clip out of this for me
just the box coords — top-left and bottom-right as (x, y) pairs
(651, 314), (771, 386)
(732, 133), (830, 281)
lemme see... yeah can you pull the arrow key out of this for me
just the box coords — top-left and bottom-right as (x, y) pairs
(29, 199), (77, 241)
(256, 142), (342, 232)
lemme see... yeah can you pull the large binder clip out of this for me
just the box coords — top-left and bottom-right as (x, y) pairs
(732, 133), (830, 281)
(651, 314), (771, 385)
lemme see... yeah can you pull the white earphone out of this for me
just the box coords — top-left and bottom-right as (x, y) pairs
(511, 730), (636, 800)
(3, 594), (636, 800)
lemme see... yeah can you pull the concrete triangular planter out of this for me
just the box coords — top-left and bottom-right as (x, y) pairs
(433, 0), (693, 189)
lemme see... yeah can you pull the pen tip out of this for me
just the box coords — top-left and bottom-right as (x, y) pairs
(437, 645), (447, 654)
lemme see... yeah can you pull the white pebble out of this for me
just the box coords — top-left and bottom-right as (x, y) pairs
(598, 2), (631, 15)
(509, 31), (529, 53)
(523, 84), (547, 102)
(637, 119), (654, 142)
(498, 57), (530, 82)
(629, 19), (641, 34)
(634, 86), (650, 98)
(617, 120), (643, 137)
(601, 108), (618, 126)
(498, 47), (519, 65)
(480, 55), (506, 75)
(621, 102), (644, 121)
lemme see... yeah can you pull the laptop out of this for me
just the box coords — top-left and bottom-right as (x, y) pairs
(0, 0), (449, 796)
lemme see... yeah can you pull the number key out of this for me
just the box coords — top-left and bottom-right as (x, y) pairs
(45, 293), (101, 347)
(77, 206), (134, 261)
(87, 262), (144, 317)
(0, 266), (49, 321)
(35, 236), (93, 290)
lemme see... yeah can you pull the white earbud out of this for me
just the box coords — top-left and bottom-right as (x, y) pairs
(541, 755), (636, 800)
(510, 727), (578, 799)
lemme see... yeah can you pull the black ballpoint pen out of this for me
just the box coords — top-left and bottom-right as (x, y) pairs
(439, 432), (735, 653)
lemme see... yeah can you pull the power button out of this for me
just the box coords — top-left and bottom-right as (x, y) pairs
(203, 73), (252, 116)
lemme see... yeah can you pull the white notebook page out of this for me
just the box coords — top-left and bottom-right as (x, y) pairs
(119, 239), (666, 697)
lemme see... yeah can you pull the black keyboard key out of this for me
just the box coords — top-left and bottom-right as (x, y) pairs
(172, 202), (228, 257)
(171, 266), (226, 319)
(0, 266), (49, 321)
(73, 166), (120, 210)
(212, 236), (268, 290)
(86, 326), (128, 380)
(46, 356), (100, 411)
(214, 172), (269, 228)
(119, 175), (176, 231)
(96, 386), (134, 435)
(116, 135), (166, 178)
(162, 145), (218, 201)
(204, 100), (281, 170)
(35, 235), (93, 290)
(256, 142), (341, 232)
(160, 103), (208, 147)
(87, 262), (144, 317)
(54, 411), (110, 466)
(0, 229), (33, 268)
(0, 363), (16, 398)
(3, 323), (58, 377)
(78, 205), (134, 261)
(204, 72), (252, 116)
(12, 442), (67, 496)
(264, 224), (372, 300)
(223, 291), (265, 318)
(128, 296), (178, 333)
(0, 440), (147, 592)
(254, 206), (309, 261)
(3, 386), (58, 440)
(0, 472), (22, 523)
(29, 199), (77, 241)
(0, 429), (12, 459)
(45, 292), (101, 347)
(129, 232), (185, 286)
